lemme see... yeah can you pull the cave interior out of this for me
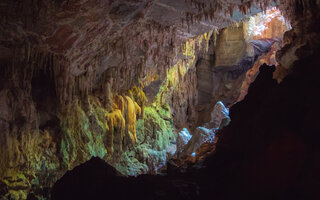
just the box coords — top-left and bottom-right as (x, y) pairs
(0, 0), (320, 200)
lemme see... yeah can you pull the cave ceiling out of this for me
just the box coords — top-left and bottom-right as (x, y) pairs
(0, 0), (302, 97)
(0, 1), (318, 199)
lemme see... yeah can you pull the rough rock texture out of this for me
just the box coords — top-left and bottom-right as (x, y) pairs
(0, 0), (312, 199)
(0, 31), (211, 199)
(237, 41), (279, 101)
(195, 25), (277, 126)
(51, 63), (320, 200)
(0, 0), (267, 94)
(182, 127), (215, 156)
(50, 5), (320, 198)
(175, 101), (229, 162)
(195, 8), (291, 126)
(206, 101), (230, 129)
(51, 2), (320, 200)
(176, 128), (192, 157)
(238, 8), (291, 101)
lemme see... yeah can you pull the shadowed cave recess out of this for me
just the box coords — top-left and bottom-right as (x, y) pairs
(0, 0), (320, 200)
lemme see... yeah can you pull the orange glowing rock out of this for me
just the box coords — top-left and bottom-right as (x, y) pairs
(246, 8), (291, 40)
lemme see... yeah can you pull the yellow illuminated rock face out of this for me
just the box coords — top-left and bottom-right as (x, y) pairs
(214, 25), (247, 67)
(0, 31), (213, 200)
(105, 109), (125, 154)
(104, 92), (143, 154)
(124, 96), (139, 144)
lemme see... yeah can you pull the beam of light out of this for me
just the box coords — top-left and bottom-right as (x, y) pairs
(247, 7), (291, 39)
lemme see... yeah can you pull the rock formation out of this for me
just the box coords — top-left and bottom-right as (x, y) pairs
(0, 0), (319, 199)
(176, 128), (192, 157)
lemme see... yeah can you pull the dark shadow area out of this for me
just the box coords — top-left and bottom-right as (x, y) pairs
(31, 70), (59, 130)
(51, 157), (199, 200)
(200, 50), (320, 200)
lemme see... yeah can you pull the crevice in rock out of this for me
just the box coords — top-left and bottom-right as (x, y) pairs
(31, 70), (59, 130)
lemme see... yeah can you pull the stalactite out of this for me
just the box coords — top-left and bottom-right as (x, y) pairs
(27, 42), (30, 62)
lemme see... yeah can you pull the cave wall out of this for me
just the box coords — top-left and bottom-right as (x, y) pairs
(0, 31), (212, 199)
(0, 0), (311, 199)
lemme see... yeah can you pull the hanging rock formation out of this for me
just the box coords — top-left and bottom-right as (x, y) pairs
(0, 0), (318, 199)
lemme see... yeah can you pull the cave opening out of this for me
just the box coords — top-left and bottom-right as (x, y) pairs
(1, 1), (320, 200)
(195, 7), (290, 128)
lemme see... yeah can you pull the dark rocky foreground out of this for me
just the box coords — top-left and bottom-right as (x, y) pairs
(51, 157), (199, 200)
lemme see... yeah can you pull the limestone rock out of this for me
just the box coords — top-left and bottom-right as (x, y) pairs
(183, 127), (215, 156)
(0, 1), (308, 199)
(196, 23), (278, 126)
(206, 101), (231, 129)
(1, 170), (31, 200)
(176, 128), (192, 156)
